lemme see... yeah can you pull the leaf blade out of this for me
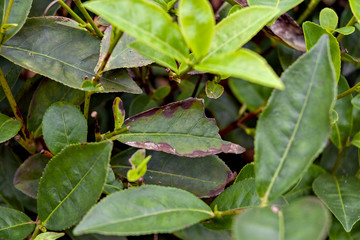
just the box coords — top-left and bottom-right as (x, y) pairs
(0, 207), (35, 240)
(0, 113), (21, 143)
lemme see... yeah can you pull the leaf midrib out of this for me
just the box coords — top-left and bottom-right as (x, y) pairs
(262, 43), (325, 202)
(79, 208), (213, 231)
(0, 221), (34, 232)
(334, 176), (349, 229)
(120, 132), (220, 140)
(42, 147), (108, 225)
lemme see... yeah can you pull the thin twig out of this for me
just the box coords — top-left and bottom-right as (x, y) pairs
(73, 0), (103, 38)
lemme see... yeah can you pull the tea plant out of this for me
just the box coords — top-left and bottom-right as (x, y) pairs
(0, 0), (360, 239)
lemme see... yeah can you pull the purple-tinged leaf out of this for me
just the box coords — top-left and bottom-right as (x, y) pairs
(117, 98), (245, 157)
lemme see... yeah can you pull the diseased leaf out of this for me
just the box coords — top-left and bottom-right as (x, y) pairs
(255, 36), (336, 202)
(196, 49), (284, 89)
(0, 0), (32, 43)
(73, 185), (214, 236)
(84, 0), (189, 62)
(1, 17), (142, 93)
(95, 27), (153, 72)
(303, 21), (341, 81)
(178, 0), (214, 60)
(117, 98), (245, 157)
(232, 197), (331, 240)
(42, 102), (87, 155)
(27, 79), (84, 137)
(248, 0), (303, 18)
(174, 224), (231, 240)
(229, 77), (272, 111)
(330, 76), (353, 149)
(0, 113), (21, 143)
(13, 154), (49, 199)
(313, 174), (360, 232)
(111, 148), (233, 198)
(37, 142), (113, 230)
(349, 0), (360, 23)
(206, 6), (277, 58)
(0, 206), (35, 240)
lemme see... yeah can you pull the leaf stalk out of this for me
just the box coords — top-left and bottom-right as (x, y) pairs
(337, 81), (360, 99)
(58, 0), (94, 33)
(297, 0), (321, 25)
(73, 0), (103, 38)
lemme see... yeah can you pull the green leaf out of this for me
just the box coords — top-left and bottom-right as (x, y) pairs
(84, 0), (189, 62)
(0, 0), (32, 43)
(349, 0), (360, 23)
(174, 224), (231, 240)
(117, 98), (245, 157)
(42, 102), (87, 155)
(205, 80), (224, 99)
(277, 44), (302, 71)
(196, 49), (284, 89)
(13, 154), (49, 199)
(234, 163), (255, 183)
(255, 36), (336, 203)
(284, 164), (326, 202)
(330, 76), (353, 149)
(351, 94), (360, 110)
(334, 26), (355, 35)
(95, 27), (153, 72)
(351, 131), (360, 148)
(111, 148), (233, 198)
(320, 8), (339, 31)
(129, 94), (159, 116)
(29, 0), (61, 17)
(0, 57), (22, 103)
(0, 145), (26, 210)
(27, 79), (84, 137)
(73, 185), (214, 236)
(303, 21), (341, 81)
(34, 232), (65, 240)
(229, 77), (272, 111)
(1, 17), (142, 93)
(248, 0), (303, 17)
(178, 0), (214, 60)
(0, 206), (35, 240)
(313, 174), (360, 232)
(103, 167), (123, 195)
(232, 197), (331, 240)
(128, 40), (179, 73)
(0, 113), (21, 143)
(329, 219), (360, 240)
(37, 141), (113, 230)
(206, 6), (278, 58)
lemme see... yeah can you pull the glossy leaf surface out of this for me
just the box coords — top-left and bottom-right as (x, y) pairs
(112, 148), (232, 197)
(232, 197), (331, 240)
(329, 219), (360, 240)
(255, 36), (336, 202)
(196, 49), (283, 89)
(13, 153), (49, 198)
(234, 163), (255, 183)
(73, 185), (213, 236)
(37, 142), (113, 230)
(118, 98), (245, 157)
(0, 206), (35, 240)
(0, 113), (21, 143)
(0, 0), (32, 43)
(34, 232), (65, 240)
(27, 79), (84, 137)
(313, 174), (360, 232)
(1, 17), (141, 93)
(42, 102), (87, 155)
(178, 0), (214, 60)
(205, 80), (224, 99)
(206, 6), (277, 58)
(248, 0), (303, 17)
(95, 27), (152, 72)
(84, 0), (189, 62)
(303, 21), (341, 81)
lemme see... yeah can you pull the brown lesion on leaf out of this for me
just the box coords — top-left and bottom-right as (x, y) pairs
(124, 141), (245, 158)
(207, 170), (235, 197)
(235, 0), (306, 52)
(124, 98), (200, 123)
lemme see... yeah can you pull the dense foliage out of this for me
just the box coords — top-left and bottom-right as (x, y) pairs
(1, 0), (360, 239)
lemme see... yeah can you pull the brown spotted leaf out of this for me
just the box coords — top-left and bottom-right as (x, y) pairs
(117, 98), (245, 157)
